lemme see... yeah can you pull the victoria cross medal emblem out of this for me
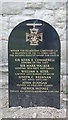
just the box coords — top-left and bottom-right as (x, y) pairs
(26, 23), (43, 45)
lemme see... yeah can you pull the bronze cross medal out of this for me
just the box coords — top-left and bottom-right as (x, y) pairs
(26, 23), (43, 45)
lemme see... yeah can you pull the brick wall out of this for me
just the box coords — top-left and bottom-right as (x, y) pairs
(0, 1), (67, 119)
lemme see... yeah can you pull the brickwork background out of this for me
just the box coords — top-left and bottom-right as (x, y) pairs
(0, 1), (67, 119)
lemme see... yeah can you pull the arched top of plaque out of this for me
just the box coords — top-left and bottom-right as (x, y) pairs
(8, 19), (60, 50)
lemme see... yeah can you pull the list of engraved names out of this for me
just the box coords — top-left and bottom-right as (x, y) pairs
(9, 49), (59, 93)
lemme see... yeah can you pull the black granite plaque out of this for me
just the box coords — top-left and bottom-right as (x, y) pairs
(8, 19), (60, 108)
